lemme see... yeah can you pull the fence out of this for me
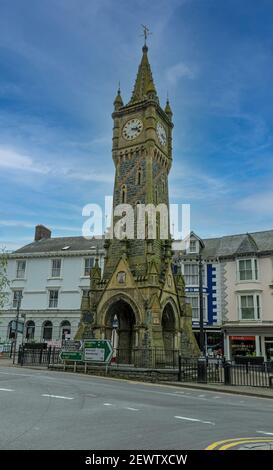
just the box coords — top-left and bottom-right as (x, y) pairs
(16, 346), (273, 389)
(17, 346), (62, 367)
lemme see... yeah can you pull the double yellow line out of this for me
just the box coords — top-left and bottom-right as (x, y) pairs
(206, 437), (273, 450)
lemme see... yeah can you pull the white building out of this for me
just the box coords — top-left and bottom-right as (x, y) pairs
(0, 225), (104, 346)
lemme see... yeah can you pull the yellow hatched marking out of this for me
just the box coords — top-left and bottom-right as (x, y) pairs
(220, 438), (273, 450)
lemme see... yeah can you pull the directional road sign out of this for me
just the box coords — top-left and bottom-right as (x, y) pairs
(59, 351), (82, 362)
(84, 340), (113, 363)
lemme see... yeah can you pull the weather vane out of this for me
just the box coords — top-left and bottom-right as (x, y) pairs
(141, 24), (152, 45)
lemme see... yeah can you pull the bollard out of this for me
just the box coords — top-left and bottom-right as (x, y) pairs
(197, 357), (207, 383)
(224, 362), (231, 385)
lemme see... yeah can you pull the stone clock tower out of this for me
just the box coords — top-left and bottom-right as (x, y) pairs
(76, 41), (199, 361)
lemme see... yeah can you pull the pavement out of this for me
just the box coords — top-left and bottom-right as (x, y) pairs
(1, 360), (273, 450)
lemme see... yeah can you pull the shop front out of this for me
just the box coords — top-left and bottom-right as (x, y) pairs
(229, 336), (256, 358)
(223, 325), (273, 361)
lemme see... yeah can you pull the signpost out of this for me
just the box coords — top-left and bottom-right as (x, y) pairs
(84, 340), (113, 364)
(59, 351), (82, 362)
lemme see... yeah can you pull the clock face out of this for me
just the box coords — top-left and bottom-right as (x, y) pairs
(122, 118), (143, 140)
(156, 122), (167, 146)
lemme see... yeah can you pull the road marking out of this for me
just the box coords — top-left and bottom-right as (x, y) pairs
(42, 394), (74, 400)
(213, 396), (220, 399)
(257, 431), (273, 436)
(103, 403), (113, 406)
(126, 407), (139, 411)
(198, 394), (205, 397)
(0, 388), (15, 392)
(206, 437), (273, 450)
(175, 416), (215, 425)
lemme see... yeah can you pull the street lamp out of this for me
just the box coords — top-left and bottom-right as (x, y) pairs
(198, 253), (206, 357)
(12, 292), (23, 364)
(111, 315), (119, 363)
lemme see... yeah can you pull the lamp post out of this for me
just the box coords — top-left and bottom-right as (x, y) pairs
(198, 253), (206, 357)
(12, 292), (23, 364)
(111, 315), (119, 362)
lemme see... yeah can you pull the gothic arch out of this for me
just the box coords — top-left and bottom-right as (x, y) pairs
(99, 292), (142, 327)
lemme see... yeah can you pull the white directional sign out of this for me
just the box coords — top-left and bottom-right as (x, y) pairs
(83, 340), (113, 363)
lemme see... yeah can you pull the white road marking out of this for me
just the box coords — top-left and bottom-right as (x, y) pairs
(0, 388), (15, 392)
(198, 394), (205, 397)
(257, 431), (273, 436)
(42, 394), (74, 400)
(213, 396), (220, 399)
(126, 407), (139, 411)
(103, 403), (113, 406)
(175, 416), (215, 425)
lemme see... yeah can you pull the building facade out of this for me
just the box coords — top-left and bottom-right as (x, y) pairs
(174, 230), (273, 360)
(0, 225), (104, 346)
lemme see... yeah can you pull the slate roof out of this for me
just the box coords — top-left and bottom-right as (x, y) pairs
(14, 236), (105, 255)
(174, 230), (273, 259)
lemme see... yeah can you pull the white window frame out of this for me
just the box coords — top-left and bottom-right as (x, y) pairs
(183, 262), (206, 287)
(187, 294), (207, 321)
(48, 289), (59, 309)
(189, 239), (197, 253)
(238, 293), (261, 321)
(84, 257), (94, 277)
(16, 260), (26, 279)
(51, 259), (62, 278)
(12, 290), (23, 309)
(237, 258), (259, 282)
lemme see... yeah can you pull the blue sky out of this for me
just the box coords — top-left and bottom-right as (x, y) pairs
(1, 0), (273, 250)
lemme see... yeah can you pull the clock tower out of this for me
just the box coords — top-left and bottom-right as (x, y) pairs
(76, 41), (199, 361)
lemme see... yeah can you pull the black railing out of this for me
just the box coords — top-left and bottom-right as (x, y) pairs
(18, 346), (62, 367)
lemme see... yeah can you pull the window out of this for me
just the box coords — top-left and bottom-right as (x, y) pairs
(49, 290), (59, 308)
(60, 321), (71, 341)
(25, 321), (35, 341)
(189, 240), (197, 253)
(239, 294), (261, 320)
(42, 321), (53, 341)
(184, 264), (199, 285)
(16, 260), (26, 279)
(13, 290), (23, 308)
(84, 258), (94, 276)
(238, 258), (258, 281)
(187, 295), (207, 321)
(51, 259), (61, 278)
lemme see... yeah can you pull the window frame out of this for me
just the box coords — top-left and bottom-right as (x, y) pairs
(238, 293), (261, 321)
(51, 258), (62, 278)
(48, 289), (59, 309)
(186, 294), (207, 321)
(16, 260), (26, 279)
(237, 258), (259, 282)
(12, 290), (23, 309)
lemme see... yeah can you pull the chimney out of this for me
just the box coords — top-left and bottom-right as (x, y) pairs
(35, 225), (51, 241)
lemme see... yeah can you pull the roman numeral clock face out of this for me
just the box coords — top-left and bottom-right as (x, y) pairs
(156, 122), (167, 146)
(122, 118), (143, 140)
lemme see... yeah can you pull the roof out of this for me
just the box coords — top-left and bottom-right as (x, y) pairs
(14, 236), (105, 255)
(129, 45), (158, 105)
(174, 229), (273, 259)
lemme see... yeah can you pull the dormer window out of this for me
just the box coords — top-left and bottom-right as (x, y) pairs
(189, 240), (197, 253)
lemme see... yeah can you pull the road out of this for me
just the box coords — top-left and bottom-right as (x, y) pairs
(0, 365), (273, 450)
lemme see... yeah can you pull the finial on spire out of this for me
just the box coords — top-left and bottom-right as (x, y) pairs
(165, 93), (173, 120)
(114, 82), (123, 110)
(141, 24), (152, 47)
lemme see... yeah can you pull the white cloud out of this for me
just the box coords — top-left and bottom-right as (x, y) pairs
(166, 62), (196, 85)
(0, 146), (113, 184)
(237, 191), (273, 216)
(0, 148), (49, 174)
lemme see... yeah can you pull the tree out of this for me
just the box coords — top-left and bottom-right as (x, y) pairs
(0, 249), (10, 309)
